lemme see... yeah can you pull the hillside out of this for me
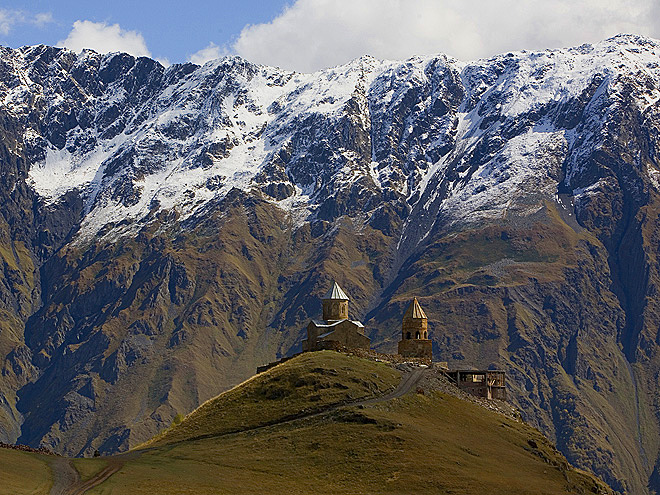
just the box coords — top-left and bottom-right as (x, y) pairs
(1, 35), (660, 493)
(0, 448), (52, 495)
(0, 351), (615, 494)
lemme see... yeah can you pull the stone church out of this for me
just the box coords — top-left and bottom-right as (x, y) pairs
(301, 281), (371, 352)
(397, 297), (433, 360)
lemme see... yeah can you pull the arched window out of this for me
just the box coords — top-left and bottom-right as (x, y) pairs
(406, 332), (411, 339)
(415, 331), (420, 339)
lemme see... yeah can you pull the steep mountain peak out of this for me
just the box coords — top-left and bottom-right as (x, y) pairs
(602, 32), (660, 48)
(4, 37), (660, 494)
(7, 36), (660, 245)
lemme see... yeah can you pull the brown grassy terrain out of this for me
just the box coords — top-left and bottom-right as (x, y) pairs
(11, 192), (644, 493)
(0, 448), (52, 494)
(69, 351), (613, 495)
(367, 204), (644, 492)
(72, 458), (110, 482)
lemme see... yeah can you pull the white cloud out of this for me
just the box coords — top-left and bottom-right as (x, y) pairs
(232, 0), (659, 72)
(33, 12), (53, 27)
(188, 42), (227, 65)
(57, 20), (151, 58)
(0, 9), (52, 35)
(0, 10), (16, 35)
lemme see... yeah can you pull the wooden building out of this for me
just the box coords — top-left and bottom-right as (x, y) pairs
(445, 369), (507, 400)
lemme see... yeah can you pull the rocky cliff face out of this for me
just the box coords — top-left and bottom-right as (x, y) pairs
(1, 35), (660, 493)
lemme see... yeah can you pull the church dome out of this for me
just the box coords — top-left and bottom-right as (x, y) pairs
(323, 281), (349, 301)
(403, 297), (427, 321)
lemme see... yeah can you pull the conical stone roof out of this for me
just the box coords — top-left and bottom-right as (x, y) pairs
(323, 281), (349, 300)
(403, 297), (427, 320)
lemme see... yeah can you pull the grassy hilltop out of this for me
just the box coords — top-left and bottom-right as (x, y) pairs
(0, 351), (614, 494)
(0, 448), (52, 495)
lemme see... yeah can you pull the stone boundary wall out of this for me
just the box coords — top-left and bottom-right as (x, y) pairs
(0, 442), (55, 455)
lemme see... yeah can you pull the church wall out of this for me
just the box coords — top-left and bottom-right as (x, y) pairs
(398, 339), (432, 360)
(328, 321), (370, 350)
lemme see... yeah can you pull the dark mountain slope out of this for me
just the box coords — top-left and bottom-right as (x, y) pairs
(0, 35), (660, 493)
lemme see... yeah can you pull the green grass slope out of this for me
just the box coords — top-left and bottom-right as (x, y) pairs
(68, 351), (613, 495)
(0, 448), (52, 494)
(0, 352), (614, 494)
(142, 350), (401, 447)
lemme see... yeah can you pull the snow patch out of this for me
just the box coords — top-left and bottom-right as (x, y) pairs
(8, 36), (660, 242)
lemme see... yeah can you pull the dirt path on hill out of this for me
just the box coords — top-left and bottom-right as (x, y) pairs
(52, 366), (428, 494)
(359, 366), (427, 404)
(221, 365), (429, 432)
(64, 457), (127, 495)
(48, 451), (141, 495)
(48, 458), (80, 495)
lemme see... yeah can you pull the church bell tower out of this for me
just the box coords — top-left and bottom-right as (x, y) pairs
(398, 297), (432, 360)
(322, 281), (349, 321)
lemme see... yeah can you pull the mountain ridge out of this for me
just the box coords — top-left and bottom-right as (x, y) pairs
(1, 34), (660, 493)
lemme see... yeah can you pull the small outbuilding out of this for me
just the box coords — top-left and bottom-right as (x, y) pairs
(302, 281), (371, 352)
(445, 369), (507, 400)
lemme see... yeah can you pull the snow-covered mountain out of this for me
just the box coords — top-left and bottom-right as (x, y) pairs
(2, 34), (660, 494)
(8, 35), (658, 243)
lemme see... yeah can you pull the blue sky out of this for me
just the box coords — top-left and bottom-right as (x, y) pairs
(0, 1), (290, 63)
(1, 0), (658, 72)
